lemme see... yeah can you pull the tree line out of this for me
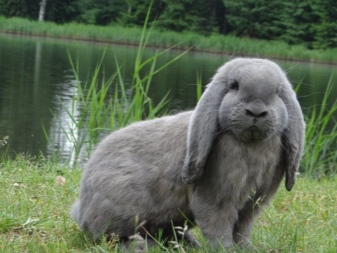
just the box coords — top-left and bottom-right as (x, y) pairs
(1, 0), (336, 49)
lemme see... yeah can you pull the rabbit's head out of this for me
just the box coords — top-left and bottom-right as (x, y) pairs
(183, 58), (305, 190)
(217, 60), (289, 143)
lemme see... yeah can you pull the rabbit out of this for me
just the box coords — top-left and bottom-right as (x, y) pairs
(70, 58), (305, 250)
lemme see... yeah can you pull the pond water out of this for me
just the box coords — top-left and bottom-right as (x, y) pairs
(0, 33), (336, 163)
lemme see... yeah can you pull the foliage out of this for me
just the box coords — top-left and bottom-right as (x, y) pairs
(310, 0), (337, 49)
(117, 0), (159, 27)
(155, 0), (218, 34)
(75, 0), (125, 25)
(301, 77), (337, 177)
(1, 0), (337, 49)
(0, 0), (31, 18)
(43, 0), (80, 24)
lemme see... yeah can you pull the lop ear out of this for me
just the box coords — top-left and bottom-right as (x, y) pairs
(182, 75), (228, 184)
(279, 86), (305, 191)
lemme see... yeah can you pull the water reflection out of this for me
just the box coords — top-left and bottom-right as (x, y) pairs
(46, 77), (81, 166)
(0, 34), (336, 164)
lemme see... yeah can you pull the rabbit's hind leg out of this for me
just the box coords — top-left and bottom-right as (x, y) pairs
(119, 235), (157, 253)
(79, 192), (135, 242)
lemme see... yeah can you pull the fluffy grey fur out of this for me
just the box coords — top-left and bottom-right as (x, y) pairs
(70, 58), (305, 249)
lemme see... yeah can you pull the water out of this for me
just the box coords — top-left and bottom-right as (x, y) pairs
(0, 33), (336, 163)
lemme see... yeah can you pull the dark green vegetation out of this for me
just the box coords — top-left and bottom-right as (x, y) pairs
(1, 0), (337, 50)
(1, 16), (337, 64)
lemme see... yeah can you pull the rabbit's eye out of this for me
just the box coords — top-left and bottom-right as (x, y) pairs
(230, 81), (239, 91)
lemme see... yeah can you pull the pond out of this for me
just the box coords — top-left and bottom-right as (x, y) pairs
(0, 33), (336, 164)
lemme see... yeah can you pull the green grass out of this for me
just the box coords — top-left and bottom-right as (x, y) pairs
(0, 155), (336, 252)
(1, 16), (337, 64)
(301, 77), (337, 177)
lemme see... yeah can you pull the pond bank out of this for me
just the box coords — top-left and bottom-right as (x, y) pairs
(1, 16), (337, 64)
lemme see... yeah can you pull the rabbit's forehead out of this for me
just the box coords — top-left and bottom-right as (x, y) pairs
(231, 63), (283, 90)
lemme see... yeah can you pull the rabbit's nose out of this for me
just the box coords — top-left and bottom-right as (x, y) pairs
(245, 100), (268, 118)
(245, 109), (268, 118)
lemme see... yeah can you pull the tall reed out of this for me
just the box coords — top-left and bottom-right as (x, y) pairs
(301, 77), (337, 177)
(56, 3), (188, 166)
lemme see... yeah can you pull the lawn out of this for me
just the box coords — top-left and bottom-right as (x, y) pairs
(0, 155), (336, 252)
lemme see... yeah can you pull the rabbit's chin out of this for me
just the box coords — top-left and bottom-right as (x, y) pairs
(234, 126), (271, 143)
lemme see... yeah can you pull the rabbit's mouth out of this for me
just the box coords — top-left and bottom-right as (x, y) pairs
(236, 125), (269, 142)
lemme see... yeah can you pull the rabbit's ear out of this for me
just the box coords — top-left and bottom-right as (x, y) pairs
(279, 87), (305, 191)
(182, 78), (228, 184)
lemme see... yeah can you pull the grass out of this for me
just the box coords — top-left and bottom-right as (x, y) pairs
(301, 76), (337, 177)
(1, 16), (337, 64)
(0, 154), (336, 252)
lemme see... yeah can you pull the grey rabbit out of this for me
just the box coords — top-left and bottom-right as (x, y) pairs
(70, 58), (305, 250)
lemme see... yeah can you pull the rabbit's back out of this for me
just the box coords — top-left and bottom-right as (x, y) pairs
(84, 111), (192, 177)
(74, 111), (194, 239)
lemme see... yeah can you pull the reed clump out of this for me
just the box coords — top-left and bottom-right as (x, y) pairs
(1, 16), (337, 64)
(51, 3), (188, 166)
(300, 77), (337, 177)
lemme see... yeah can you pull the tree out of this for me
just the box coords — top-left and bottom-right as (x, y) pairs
(0, 0), (29, 18)
(291, 1), (319, 48)
(75, 0), (129, 25)
(156, 0), (222, 34)
(118, 0), (161, 27)
(222, 0), (291, 40)
(311, 0), (337, 49)
(38, 0), (47, 21)
(44, 0), (81, 23)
